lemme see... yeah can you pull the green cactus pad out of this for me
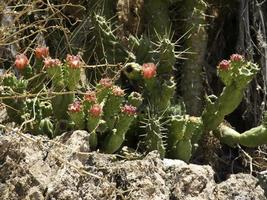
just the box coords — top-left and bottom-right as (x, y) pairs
(167, 116), (186, 147)
(128, 92), (143, 108)
(89, 131), (98, 150)
(52, 93), (75, 120)
(170, 139), (192, 162)
(69, 111), (85, 129)
(103, 89), (124, 129)
(142, 117), (166, 158)
(158, 78), (176, 111)
(46, 66), (64, 89)
(39, 118), (54, 138)
(86, 115), (101, 132)
(103, 114), (135, 153)
(64, 67), (81, 91)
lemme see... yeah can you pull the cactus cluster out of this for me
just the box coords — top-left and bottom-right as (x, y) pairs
(121, 53), (264, 162)
(67, 78), (141, 152)
(2, 44), (267, 162)
(1, 0), (267, 163)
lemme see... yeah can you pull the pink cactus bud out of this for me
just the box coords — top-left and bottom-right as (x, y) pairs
(230, 54), (243, 62)
(112, 86), (124, 96)
(89, 104), (102, 117)
(35, 46), (49, 59)
(68, 101), (82, 112)
(218, 60), (230, 70)
(66, 54), (81, 68)
(99, 78), (113, 88)
(142, 63), (157, 79)
(121, 104), (137, 116)
(15, 54), (29, 70)
(84, 91), (97, 102)
(44, 57), (62, 68)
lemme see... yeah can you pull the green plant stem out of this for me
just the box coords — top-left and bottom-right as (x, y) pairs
(180, 0), (208, 116)
(214, 124), (267, 147)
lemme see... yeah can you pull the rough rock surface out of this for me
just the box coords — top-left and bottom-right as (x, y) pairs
(0, 130), (266, 200)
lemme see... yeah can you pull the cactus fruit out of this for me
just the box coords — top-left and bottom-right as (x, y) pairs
(83, 90), (97, 111)
(14, 54), (33, 79)
(87, 104), (103, 150)
(142, 63), (157, 79)
(103, 85), (125, 129)
(35, 46), (49, 60)
(230, 54), (243, 62)
(68, 101), (85, 129)
(15, 54), (29, 70)
(87, 104), (102, 131)
(96, 78), (113, 102)
(64, 54), (81, 91)
(44, 57), (64, 88)
(218, 60), (230, 70)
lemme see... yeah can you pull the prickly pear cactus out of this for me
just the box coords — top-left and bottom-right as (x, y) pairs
(202, 54), (259, 132)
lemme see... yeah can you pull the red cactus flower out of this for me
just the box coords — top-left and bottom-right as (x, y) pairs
(66, 54), (81, 68)
(218, 60), (230, 70)
(121, 104), (137, 116)
(112, 86), (124, 96)
(15, 54), (29, 70)
(68, 101), (82, 112)
(142, 63), (157, 79)
(89, 104), (102, 117)
(230, 54), (243, 62)
(44, 57), (62, 68)
(84, 91), (97, 102)
(99, 78), (113, 88)
(35, 46), (49, 59)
